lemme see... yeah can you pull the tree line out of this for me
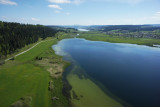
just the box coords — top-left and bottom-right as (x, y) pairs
(0, 21), (58, 59)
(89, 25), (160, 32)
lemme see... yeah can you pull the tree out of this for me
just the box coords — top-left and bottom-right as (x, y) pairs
(0, 21), (59, 59)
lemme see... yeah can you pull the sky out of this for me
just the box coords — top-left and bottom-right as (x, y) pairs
(0, 0), (160, 25)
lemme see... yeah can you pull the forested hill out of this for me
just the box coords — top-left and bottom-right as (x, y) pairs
(88, 25), (160, 32)
(0, 21), (58, 59)
(88, 25), (160, 39)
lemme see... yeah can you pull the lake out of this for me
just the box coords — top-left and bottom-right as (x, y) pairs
(78, 29), (89, 31)
(53, 38), (160, 107)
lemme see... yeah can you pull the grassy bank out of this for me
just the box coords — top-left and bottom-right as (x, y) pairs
(0, 33), (72, 107)
(78, 32), (160, 46)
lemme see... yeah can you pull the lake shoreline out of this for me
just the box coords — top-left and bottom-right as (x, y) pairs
(54, 37), (145, 107)
(53, 38), (126, 107)
(54, 37), (160, 107)
(77, 31), (160, 47)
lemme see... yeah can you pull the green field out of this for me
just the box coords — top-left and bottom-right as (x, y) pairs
(78, 32), (160, 46)
(0, 33), (71, 107)
(0, 64), (50, 107)
(0, 39), (54, 106)
(16, 39), (56, 62)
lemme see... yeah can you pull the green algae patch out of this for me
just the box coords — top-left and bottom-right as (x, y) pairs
(67, 65), (123, 107)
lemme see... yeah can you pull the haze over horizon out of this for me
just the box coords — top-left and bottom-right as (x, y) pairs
(0, 0), (160, 25)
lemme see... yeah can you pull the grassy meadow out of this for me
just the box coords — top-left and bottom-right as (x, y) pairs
(78, 31), (160, 46)
(0, 33), (71, 107)
(0, 64), (50, 107)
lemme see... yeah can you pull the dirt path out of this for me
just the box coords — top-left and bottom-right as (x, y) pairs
(5, 39), (55, 62)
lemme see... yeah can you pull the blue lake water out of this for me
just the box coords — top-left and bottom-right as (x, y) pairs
(53, 38), (160, 107)
(78, 29), (89, 31)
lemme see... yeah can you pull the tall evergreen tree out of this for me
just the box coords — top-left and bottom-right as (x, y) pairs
(0, 21), (58, 59)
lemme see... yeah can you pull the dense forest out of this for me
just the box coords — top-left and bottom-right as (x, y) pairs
(0, 21), (58, 59)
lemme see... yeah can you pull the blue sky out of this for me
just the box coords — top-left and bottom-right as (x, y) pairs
(0, 0), (160, 25)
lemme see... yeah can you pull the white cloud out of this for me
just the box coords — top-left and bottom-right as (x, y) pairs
(118, 11), (160, 25)
(48, 4), (62, 9)
(73, 0), (85, 4)
(55, 10), (60, 13)
(87, 0), (148, 4)
(155, 11), (160, 16)
(66, 12), (71, 15)
(48, 0), (84, 5)
(31, 18), (40, 21)
(48, 0), (71, 4)
(151, 11), (160, 20)
(47, 0), (154, 5)
(113, 0), (145, 4)
(0, 0), (17, 5)
(126, 0), (149, 4)
(92, 0), (145, 3)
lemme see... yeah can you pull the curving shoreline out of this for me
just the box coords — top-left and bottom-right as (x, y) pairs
(53, 39), (124, 107)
